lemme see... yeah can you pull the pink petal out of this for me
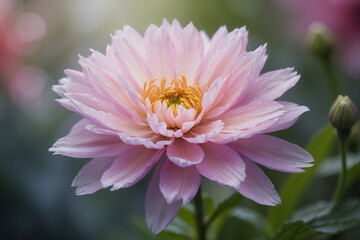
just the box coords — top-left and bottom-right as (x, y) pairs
(64, 69), (88, 85)
(231, 134), (313, 173)
(72, 156), (115, 195)
(262, 101), (309, 133)
(205, 45), (268, 118)
(52, 78), (69, 96)
(197, 27), (248, 88)
(242, 68), (300, 104)
(203, 25), (228, 55)
(147, 113), (177, 138)
(53, 75), (102, 112)
(111, 26), (151, 89)
(160, 158), (201, 204)
(53, 79), (99, 98)
(117, 131), (174, 149)
(237, 157), (281, 206)
(56, 98), (78, 113)
(79, 55), (136, 107)
(196, 76), (223, 122)
(151, 103), (196, 132)
(80, 54), (147, 116)
(145, 163), (182, 234)
(196, 142), (245, 189)
(183, 120), (224, 144)
(49, 119), (127, 158)
(85, 121), (173, 149)
(175, 22), (204, 82)
(167, 138), (204, 167)
(145, 24), (176, 79)
(210, 100), (284, 144)
(65, 92), (142, 134)
(101, 148), (164, 191)
(174, 105), (196, 130)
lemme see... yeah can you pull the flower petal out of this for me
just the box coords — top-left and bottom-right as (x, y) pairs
(210, 100), (284, 144)
(145, 24), (176, 79)
(79, 55), (141, 110)
(49, 119), (127, 158)
(196, 76), (223, 122)
(231, 134), (313, 173)
(84, 122), (173, 149)
(183, 120), (224, 144)
(204, 45), (268, 119)
(111, 25), (151, 89)
(147, 113), (177, 138)
(242, 68), (300, 104)
(262, 101), (309, 133)
(64, 69), (89, 85)
(167, 138), (204, 167)
(175, 22), (204, 82)
(237, 157), (281, 206)
(65, 92), (137, 133)
(72, 156), (115, 195)
(117, 132), (174, 149)
(101, 147), (164, 191)
(145, 163), (182, 234)
(196, 142), (245, 189)
(197, 27), (248, 88)
(160, 158), (201, 204)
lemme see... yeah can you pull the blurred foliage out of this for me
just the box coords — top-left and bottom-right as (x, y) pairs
(1, 0), (359, 240)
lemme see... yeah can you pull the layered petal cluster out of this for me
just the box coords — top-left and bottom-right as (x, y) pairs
(50, 19), (313, 234)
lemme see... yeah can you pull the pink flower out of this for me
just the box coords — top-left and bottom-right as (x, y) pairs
(50, 19), (313, 234)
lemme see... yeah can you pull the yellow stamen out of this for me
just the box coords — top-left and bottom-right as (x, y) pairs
(141, 75), (204, 117)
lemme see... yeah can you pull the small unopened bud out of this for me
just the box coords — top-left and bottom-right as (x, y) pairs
(306, 22), (335, 60)
(329, 95), (358, 140)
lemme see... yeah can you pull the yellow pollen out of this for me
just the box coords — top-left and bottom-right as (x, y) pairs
(141, 75), (204, 117)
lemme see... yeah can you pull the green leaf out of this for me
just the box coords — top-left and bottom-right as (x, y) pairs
(271, 221), (323, 240)
(131, 215), (191, 240)
(309, 199), (360, 234)
(316, 153), (359, 190)
(290, 201), (334, 223)
(163, 211), (194, 239)
(316, 153), (359, 177)
(207, 192), (242, 226)
(267, 125), (337, 232)
(156, 231), (191, 240)
(177, 206), (196, 230)
(204, 192), (243, 239)
(345, 161), (359, 189)
(272, 199), (360, 240)
(202, 193), (215, 218)
(131, 215), (157, 239)
(230, 206), (269, 234)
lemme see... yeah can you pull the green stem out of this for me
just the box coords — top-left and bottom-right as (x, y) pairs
(332, 134), (347, 203)
(194, 186), (206, 240)
(321, 58), (341, 99)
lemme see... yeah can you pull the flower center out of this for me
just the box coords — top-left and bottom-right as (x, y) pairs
(142, 75), (203, 117)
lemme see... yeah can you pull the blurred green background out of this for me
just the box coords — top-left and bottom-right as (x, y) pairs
(1, 0), (359, 239)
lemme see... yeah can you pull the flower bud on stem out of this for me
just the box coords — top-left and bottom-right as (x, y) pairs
(306, 22), (340, 98)
(329, 95), (358, 203)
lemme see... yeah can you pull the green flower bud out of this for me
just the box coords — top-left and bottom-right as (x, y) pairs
(329, 95), (358, 133)
(306, 22), (335, 60)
